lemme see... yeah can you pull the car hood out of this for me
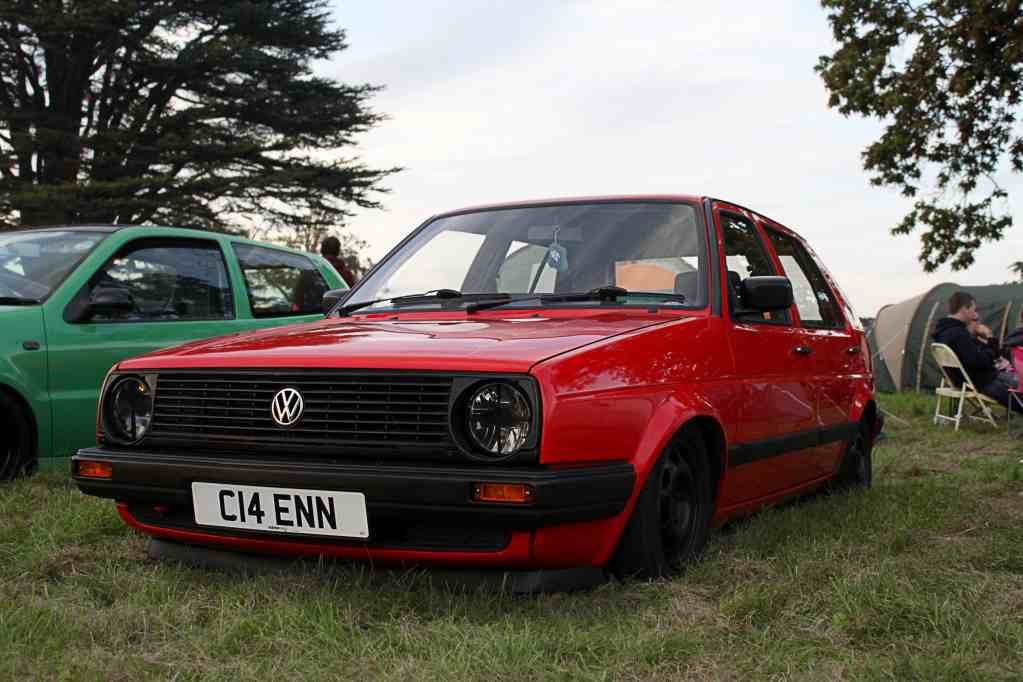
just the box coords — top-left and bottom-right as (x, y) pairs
(119, 312), (680, 373)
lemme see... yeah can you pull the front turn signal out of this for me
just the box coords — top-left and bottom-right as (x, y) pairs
(472, 482), (535, 504)
(77, 461), (113, 479)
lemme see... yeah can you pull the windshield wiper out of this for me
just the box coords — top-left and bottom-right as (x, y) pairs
(335, 289), (517, 317)
(0, 296), (41, 306)
(465, 286), (686, 313)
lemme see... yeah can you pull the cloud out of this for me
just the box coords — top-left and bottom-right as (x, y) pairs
(327, 1), (1022, 315)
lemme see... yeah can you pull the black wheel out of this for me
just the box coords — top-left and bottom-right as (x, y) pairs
(0, 393), (35, 481)
(833, 421), (872, 491)
(609, 427), (714, 579)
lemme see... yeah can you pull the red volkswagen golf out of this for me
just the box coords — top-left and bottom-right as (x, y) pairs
(73, 197), (880, 584)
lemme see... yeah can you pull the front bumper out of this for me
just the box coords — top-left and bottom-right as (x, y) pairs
(73, 448), (635, 565)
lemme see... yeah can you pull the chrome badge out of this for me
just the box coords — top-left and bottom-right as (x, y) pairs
(271, 387), (304, 427)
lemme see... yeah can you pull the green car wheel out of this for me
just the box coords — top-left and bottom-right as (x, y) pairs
(0, 393), (34, 481)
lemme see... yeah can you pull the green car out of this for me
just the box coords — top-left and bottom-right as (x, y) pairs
(0, 226), (346, 478)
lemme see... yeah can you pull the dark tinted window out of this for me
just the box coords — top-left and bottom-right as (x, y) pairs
(719, 212), (786, 323)
(87, 239), (233, 322)
(233, 244), (328, 317)
(765, 229), (843, 329)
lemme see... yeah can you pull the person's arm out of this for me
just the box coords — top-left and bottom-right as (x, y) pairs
(948, 326), (997, 370)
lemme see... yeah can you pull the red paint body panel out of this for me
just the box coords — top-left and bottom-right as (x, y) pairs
(85, 195), (878, 572)
(119, 311), (677, 374)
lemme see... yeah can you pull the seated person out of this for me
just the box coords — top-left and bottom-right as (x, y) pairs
(932, 292), (1021, 412)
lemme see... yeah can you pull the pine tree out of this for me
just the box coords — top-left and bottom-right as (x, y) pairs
(0, 1), (397, 237)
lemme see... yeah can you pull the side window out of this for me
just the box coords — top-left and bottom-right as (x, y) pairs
(719, 212), (786, 323)
(765, 229), (844, 329)
(232, 244), (330, 318)
(86, 239), (233, 322)
(497, 241), (557, 293)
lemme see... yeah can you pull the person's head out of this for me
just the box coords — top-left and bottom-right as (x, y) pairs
(948, 291), (977, 323)
(321, 236), (341, 258)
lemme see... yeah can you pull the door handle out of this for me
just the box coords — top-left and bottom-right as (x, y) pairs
(794, 346), (812, 356)
(846, 346), (860, 355)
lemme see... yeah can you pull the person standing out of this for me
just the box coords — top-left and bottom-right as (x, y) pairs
(320, 236), (356, 287)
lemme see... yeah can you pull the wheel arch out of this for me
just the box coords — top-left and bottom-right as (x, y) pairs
(679, 415), (726, 502)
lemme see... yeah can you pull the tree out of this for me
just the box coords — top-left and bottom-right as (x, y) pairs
(1012, 261), (1023, 281)
(0, 1), (397, 236)
(817, 0), (1023, 272)
(251, 210), (373, 279)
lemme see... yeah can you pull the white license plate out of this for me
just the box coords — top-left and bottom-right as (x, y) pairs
(192, 482), (369, 539)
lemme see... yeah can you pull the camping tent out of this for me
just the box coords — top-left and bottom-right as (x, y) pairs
(868, 282), (1023, 393)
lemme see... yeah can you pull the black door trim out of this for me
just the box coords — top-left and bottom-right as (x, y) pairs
(727, 422), (858, 468)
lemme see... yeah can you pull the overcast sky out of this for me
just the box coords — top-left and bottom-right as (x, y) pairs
(322, 1), (1021, 317)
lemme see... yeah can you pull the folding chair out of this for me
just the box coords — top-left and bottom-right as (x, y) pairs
(930, 343), (1001, 430)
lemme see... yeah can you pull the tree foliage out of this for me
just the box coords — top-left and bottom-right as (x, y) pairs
(0, 0), (396, 235)
(817, 0), (1023, 271)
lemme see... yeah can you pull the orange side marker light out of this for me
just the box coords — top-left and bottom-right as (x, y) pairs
(472, 482), (534, 504)
(78, 461), (113, 479)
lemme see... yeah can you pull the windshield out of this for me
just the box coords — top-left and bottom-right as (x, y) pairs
(0, 230), (108, 301)
(347, 201), (707, 312)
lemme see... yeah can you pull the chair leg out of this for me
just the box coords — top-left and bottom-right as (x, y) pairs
(954, 394), (964, 431)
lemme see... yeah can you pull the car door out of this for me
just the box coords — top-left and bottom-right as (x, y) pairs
(46, 236), (242, 458)
(762, 225), (859, 475)
(714, 205), (820, 506)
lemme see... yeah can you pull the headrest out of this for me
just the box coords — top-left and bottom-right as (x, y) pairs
(674, 271), (699, 300)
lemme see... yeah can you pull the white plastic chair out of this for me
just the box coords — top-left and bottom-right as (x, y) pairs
(931, 342), (1001, 430)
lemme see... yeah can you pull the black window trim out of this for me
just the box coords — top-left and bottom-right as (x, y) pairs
(64, 236), (237, 325)
(231, 242), (330, 319)
(717, 208), (792, 328)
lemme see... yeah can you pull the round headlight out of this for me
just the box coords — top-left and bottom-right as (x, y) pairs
(105, 376), (154, 443)
(465, 383), (532, 456)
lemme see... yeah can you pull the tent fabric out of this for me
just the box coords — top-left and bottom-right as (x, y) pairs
(870, 282), (1023, 392)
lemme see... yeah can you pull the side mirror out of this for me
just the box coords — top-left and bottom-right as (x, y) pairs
(321, 288), (350, 314)
(88, 286), (135, 317)
(741, 276), (793, 312)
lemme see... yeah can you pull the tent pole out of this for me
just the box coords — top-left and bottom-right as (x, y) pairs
(999, 302), (1012, 345)
(914, 300), (942, 393)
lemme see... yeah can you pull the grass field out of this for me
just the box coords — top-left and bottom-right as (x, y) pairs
(1, 393), (1021, 681)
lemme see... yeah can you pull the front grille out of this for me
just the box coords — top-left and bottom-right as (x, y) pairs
(149, 371), (455, 453)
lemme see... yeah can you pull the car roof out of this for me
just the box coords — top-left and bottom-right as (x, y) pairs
(6, 224), (321, 259)
(432, 194), (706, 219)
(5, 224), (126, 234)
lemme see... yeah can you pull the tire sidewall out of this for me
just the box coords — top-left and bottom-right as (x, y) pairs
(610, 428), (714, 579)
(0, 394), (33, 481)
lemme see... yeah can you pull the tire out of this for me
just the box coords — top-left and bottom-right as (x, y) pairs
(833, 421), (873, 491)
(0, 393), (35, 481)
(609, 427), (714, 579)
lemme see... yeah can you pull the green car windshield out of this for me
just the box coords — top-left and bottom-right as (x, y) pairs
(0, 230), (108, 302)
(345, 201), (707, 312)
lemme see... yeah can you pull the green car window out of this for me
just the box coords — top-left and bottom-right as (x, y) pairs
(87, 239), (234, 322)
(232, 244), (329, 318)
